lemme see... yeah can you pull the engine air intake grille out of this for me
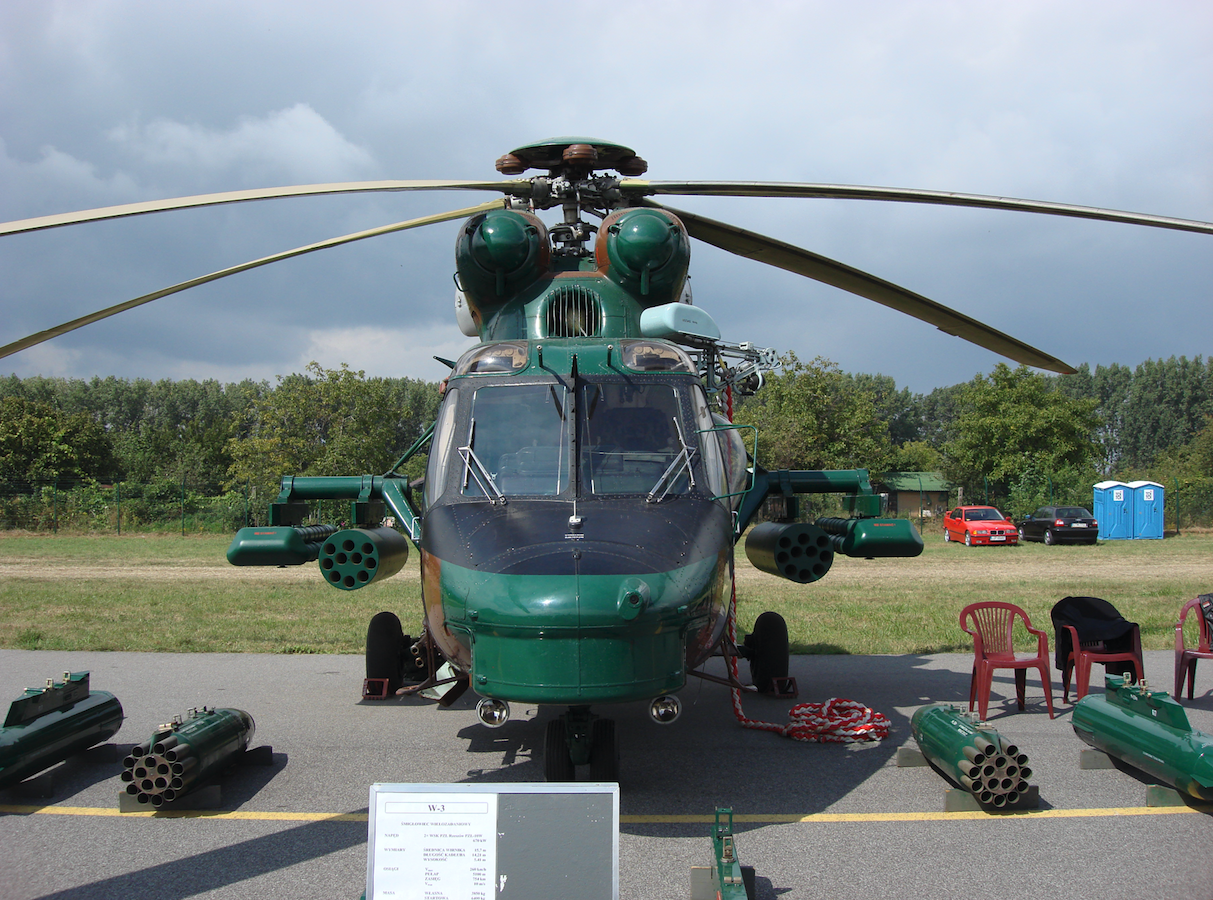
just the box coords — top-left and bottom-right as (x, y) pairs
(544, 286), (602, 337)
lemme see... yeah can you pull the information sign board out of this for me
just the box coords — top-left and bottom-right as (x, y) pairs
(367, 782), (619, 900)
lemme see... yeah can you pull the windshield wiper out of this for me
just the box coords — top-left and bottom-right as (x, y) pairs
(647, 417), (697, 503)
(459, 418), (505, 504)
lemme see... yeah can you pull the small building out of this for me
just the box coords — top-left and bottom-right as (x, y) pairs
(1093, 480), (1165, 540)
(1129, 480), (1165, 539)
(1093, 481), (1131, 540)
(878, 472), (951, 519)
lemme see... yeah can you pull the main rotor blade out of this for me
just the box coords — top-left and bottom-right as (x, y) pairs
(650, 200), (1076, 374)
(625, 180), (1213, 236)
(0, 198), (506, 361)
(0, 180), (525, 236)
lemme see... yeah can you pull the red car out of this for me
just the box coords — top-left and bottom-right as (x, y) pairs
(943, 506), (1019, 546)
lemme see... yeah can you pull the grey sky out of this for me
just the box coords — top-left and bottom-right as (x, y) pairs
(1, 0), (1209, 392)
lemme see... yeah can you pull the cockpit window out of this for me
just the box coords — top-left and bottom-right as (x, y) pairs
(453, 341), (529, 376)
(462, 383), (569, 497)
(619, 340), (695, 374)
(580, 383), (690, 495)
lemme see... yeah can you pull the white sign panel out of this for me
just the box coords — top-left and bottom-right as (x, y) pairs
(368, 782), (619, 900)
(370, 790), (497, 900)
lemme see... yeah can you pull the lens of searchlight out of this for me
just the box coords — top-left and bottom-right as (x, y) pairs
(649, 695), (682, 724)
(476, 698), (510, 728)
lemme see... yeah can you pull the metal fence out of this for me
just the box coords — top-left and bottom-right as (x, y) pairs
(3, 474), (1211, 535)
(0, 479), (254, 534)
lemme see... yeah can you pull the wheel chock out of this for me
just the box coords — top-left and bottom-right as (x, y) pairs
(765, 676), (798, 699)
(362, 678), (391, 700)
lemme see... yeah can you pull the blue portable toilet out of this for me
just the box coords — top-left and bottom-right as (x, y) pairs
(1129, 480), (1165, 539)
(1093, 481), (1131, 540)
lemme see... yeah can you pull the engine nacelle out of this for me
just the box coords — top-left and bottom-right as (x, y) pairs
(454, 208), (550, 333)
(318, 527), (410, 591)
(596, 208), (690, 307)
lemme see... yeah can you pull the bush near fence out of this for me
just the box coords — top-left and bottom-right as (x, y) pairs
(0, 478), (252, 534)
(3, 474), (1211, 535)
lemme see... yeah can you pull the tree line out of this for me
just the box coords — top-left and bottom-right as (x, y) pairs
(727, 354), (1213, 520)
(2, 354), (1211, 527)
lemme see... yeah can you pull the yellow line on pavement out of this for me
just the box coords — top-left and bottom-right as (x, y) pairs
(626, 806), (1207, 823)
(1, 804), (1207, 823)
(0, 804), (367, 822)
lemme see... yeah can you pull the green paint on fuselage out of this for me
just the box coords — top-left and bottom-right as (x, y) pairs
(438, 554), (726, 705)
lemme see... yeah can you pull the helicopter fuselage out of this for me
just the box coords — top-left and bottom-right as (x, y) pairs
(419, 338), (735, 706)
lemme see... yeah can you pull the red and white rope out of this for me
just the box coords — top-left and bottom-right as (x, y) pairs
(722, 384), (889, 744)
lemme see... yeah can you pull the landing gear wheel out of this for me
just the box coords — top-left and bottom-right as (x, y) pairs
(365, 611), (407, 693)
(589, 718), (619, 783)
(544, 719), (575, 782)
(746, 611), (790, 693)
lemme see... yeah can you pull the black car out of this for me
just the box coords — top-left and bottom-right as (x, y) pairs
(1017, 506), (1099, 545)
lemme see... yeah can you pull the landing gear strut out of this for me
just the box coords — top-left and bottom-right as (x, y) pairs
(543, 706), (619, 783)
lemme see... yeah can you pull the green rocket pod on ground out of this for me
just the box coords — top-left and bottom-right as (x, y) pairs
(1072, 675), (1213, 802)
(121, 707), (255, 807)
(0, 671), (123, 790)
(911, 703), (1033, 808)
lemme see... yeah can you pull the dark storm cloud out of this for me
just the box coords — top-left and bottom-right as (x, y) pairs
(1, 0), (1209, 391)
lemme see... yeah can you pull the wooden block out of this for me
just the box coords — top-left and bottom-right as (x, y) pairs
(944, 788), (982, 812)
(1145, 784), (1188, 807)
(690, 867), (714, 900)
(1079, 748), (1115, 769)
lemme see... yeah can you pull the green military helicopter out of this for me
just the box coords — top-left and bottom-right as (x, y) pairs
(3, 137), (1211, 781)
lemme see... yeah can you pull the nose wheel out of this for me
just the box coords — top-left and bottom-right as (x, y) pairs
(744, 611), (790, 693)
(543, 708), (619, 783)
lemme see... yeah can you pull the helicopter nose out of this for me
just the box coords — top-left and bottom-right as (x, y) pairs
(461, 547), (722, 705)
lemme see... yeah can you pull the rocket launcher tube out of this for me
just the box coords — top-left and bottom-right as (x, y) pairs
(911, 703), (1034, 805)
(122, 707), (254, 806)
(318, 527), (410, 591)
(0, 672), (124, 790)
(1072, 675), (1213, 802)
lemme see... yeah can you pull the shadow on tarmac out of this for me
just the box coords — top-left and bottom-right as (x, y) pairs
(28, 815), (366, 900)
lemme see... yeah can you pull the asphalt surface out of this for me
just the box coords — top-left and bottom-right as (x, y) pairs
(1, 648), (1211, 900)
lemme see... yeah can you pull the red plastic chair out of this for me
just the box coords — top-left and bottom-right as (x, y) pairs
(1051, 596), (1144, 702)
(960, 602), (1055, 720)
(1175, 596), (1213, 701)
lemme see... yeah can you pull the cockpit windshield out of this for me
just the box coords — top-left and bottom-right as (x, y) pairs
(461, 383), (569, 497)
(580, 383), (690, 496)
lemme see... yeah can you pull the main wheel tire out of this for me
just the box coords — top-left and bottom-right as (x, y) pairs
(366, 611), (407, 693)
(544, 719), (575, 782)
(588, 718), (619, 783)
(747, 611), (790, 693)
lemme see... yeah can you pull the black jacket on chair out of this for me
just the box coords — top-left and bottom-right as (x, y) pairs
(1050, 596), (1137, 677)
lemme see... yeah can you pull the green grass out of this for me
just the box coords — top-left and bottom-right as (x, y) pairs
(1, 530), (1210, 655)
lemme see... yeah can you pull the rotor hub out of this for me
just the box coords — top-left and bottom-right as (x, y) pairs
(496, 137), (647, 178)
